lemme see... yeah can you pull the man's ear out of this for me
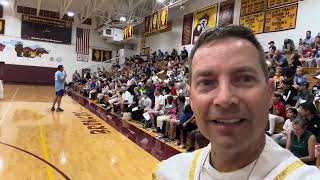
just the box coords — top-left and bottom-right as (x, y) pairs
(267, 78), (275, 108)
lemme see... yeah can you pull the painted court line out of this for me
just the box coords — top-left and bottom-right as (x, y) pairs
(39, 122), (53, 180)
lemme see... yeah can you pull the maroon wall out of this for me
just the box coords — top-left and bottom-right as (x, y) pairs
(3, 64), (56, 85)
(0, 62), (4, 80)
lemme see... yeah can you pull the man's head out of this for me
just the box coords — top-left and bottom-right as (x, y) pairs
(292, 120), (306, 137)
(282, 79), (292, 90)
(268, 41), (275, 47)
(177, 95), (186, 105)
(272, 92), (282, 104)
(58, 65), (64, 71)
(299, 102), (316, 118)
(189, 25), (274, 149)
(297, 81), (309, 92)
(286, 107), (298, 120)
(273, 50), (281, 59)
(306, 30), (312, 39)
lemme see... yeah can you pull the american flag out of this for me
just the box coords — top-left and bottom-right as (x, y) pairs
(76, 28), (90, 55)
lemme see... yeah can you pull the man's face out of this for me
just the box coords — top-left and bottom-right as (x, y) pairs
(190, 38), (273, 149)
(298, 107), (308, 117)
(306, 31), (311, 38)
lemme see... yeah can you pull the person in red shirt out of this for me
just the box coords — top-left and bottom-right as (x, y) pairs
(169, 82), (177, 96)
(267, 92), (286, 135)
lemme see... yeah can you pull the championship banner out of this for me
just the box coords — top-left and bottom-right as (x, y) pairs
(182, 13), (193, 45)
(218, 0), (235, 26)
(144, 15), (151, 34)
(151, 12), (159, 32)
(240, 0), (267, 16)
(92, 49), (112, 62)
(0, 19), (4, 35)
(267, 0), (298, 9)
(239, 12), (265, 34)
(158, 6), (168, 30)
(21, 15), (72, 44)
(193, 4), (218, 44)
(264, 4), (298, 33)
(124, 25), (133, 40)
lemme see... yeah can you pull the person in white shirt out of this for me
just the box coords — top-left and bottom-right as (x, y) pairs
(148, 88), (165, 131)
(120, 86), (133, 113)
(272, 107), (298, 147)
(153, 25), (320, 180)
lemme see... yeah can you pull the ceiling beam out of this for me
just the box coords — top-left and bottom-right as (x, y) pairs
(36, 0), (42, 16)
(60, 0), (73, 19)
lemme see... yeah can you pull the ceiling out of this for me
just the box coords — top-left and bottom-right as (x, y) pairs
(14, 0), (189, 28)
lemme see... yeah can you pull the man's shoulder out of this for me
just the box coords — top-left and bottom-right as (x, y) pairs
(154, 149), (205, 179)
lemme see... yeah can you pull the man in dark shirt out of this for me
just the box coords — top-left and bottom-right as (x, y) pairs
(281, 79), (297, 107)
(299, 102), (320, 142)
(268, 41), (276, 58)
(181, 47), (189, 60)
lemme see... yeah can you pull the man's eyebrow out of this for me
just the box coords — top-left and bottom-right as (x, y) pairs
(193, 70), (216, 78)
(231, 66), (259, 74)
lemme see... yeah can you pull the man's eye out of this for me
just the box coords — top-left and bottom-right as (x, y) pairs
(235, 75), (256, 86)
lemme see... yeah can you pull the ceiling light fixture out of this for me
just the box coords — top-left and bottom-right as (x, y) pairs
(67, 11), (74, 17)
(119, 16), (126, 22)
(0, 0), (9, 6)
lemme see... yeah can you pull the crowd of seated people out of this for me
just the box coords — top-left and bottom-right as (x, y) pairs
(265, 30), (320, 166)
(70, 48), (209, 152)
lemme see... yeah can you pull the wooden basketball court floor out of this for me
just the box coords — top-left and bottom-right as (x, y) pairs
(0, 84), (180, 180)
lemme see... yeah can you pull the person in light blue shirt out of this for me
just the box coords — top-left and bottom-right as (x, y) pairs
(51, 65), (67, 112)
(304, 30), (315, 48)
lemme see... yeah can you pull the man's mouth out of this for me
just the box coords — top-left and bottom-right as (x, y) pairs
(211, 119), (246, 125)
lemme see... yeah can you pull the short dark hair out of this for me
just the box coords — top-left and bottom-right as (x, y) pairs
(307, 30), (311, 34)
(287, 107), (298, 116)
(177, 95), (186, 104)
(300, 102), (317, 114)
(189, 25), (267, 82)
(58, 65), (63, 70)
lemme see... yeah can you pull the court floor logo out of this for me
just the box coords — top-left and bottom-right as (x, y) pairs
(73, 112), (110, 134)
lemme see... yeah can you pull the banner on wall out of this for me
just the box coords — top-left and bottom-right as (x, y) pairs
(144, 15), (151, 34)
(264, 4), (298, 33)
(192, 4), (218, 44)
(240, 0), (267, 16)
(239, 12), (265, 34)
(267, 0), (298, 9)
(123, 25), (133, 40)
(218, 0), (235, 26)
(158, 6), (168, 30)
(181, 13), (193, 46)
(151, 12), (159, 32)
(21, 15), (72, 44)
(77, 54), (89, 62)
(0, 19), (4, 35)
(92, 49), (112, 62)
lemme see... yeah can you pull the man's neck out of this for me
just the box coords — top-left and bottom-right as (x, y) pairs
(210, 133), (265, 172)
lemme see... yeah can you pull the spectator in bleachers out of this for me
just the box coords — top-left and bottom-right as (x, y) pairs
(281, 79), (298, 107)
(290, 53), (302, 70)
(295, 82), (314, 108)
(299, 102), (320, 142)
(282, 38), (295, 53)
(119, 85), (134, 113)
(180, 47), (188, 60)
(286, 119), (316, 165)
(268, 41), (277, 58)
(175, 104), (194, 149)
(169, 82), (177, 96)
(272, 107), (298, 147)
(171, 48), (178, 59)
(165, 95), (186, 141)
(304, 30), (316, 48)
(267, 92), (286, 135)
(158, 50), (164, 60)
(72, 70), (80, 82)
(148, 88), (165, 131)
(293, 67), (308, 88)
(156, 95), (176, 136)
(273, 50), (289, 75)
(273, 68), (284, 89)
